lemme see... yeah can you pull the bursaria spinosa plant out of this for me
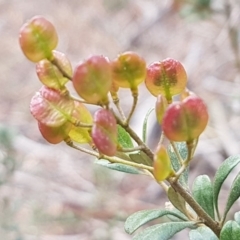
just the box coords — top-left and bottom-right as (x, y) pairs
(19, 16), (240, 240)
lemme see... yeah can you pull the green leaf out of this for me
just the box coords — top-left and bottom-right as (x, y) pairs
(125, 209), (188, 234)
(117, 124), (134, 148)
(189, 226), (218, 240)
(192, 175), (215, 219)
(95, 159), (142, 174)
(129, 151), (152, 166)
(167, 142), (188, 187)
(223, 173), (240, 220)
(142, 107), (154, 143)
(234, 212), (240, 225)
(220, 220), (240, 240)
(213, 155), (240, 218)
(167, 187), (187, 216)
(132, 221), (195, 240)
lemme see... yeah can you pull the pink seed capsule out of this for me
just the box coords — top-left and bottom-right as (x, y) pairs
(36, 50), (72, 89)
(19, 15), (58, 62)
(145, 58), (187, 101)
(73, 55), (112, 104)
(91, 109), (117, 156)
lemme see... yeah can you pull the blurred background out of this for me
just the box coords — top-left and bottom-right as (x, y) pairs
(0, 0), (240, 239)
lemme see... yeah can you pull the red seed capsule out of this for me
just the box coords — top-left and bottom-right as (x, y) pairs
(38, 121), (72, 144)
(162, 96), (208, 142)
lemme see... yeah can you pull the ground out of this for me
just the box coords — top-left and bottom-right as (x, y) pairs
(0, 0), (240, 239)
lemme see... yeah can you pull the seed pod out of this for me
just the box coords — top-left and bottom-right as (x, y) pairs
(91, 109), (117, 156)
(36, 50), (72, 89)
(111, 51), (146, 90)
(38, 121), (72, 144)
(30, 86), (74, 127)
(153, 144), (173, 182)
(162, 96), (208, 142)
(73, 55), (112, 104)
(19, 15), (58, 62)
(145, 58), (187, 101)
(68, 101), (93, 144)
(155, 95), (168, 124)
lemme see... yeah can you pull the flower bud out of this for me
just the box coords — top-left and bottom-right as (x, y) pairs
(153, 144), (173, 182)
(36, 51), (72, 89)
(162, 96), (208, 142)
(91, 109), (117, 156)
(19, 15), (58, 62)
(111, 51), (146, 90)
(155, 95), (168, 124)
(38, 121), (72, 144)
(145, 58), (187, 101)
(73, 55), (112, 104)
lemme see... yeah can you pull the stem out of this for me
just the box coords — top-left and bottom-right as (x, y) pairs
(70, 117), (93, 128)
(126, 88), (138, 124)
(51, 57), (72, 80)
(111, 92), (127, 121)
(65, 140), (154, 172)
(116, 115), (154, 161)
(168, 179), (221, 237)
(170, 141), (184, 165)
(118, 145), (144, 153)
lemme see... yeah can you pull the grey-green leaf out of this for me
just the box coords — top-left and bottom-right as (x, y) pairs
(167, 187), (187, 216)
(168, 142), (188, 187)
(132, 221), (196, 240)
(220, 220), (240, 240)
(95, 159), (142, 174)
(125, 209), (188, 234)
(189, 226), (218, 240)
(234, 211), (240, 225)
(165, 207), (189, 222)
(117, 124), (134, 148)
(192, 175), (215, 219)
(142, 107), (154, 143)
(213, 155), (240, 218)
(129, 151), (152, 166)
(223, 173), (240, 221)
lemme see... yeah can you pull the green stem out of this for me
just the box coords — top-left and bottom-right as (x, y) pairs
(111, 92), (127, 122)
(170, 141), (184, 165)
(118, 145), (144, 153)
(168, 179), (221, 238)
(65, 140), (153, 172)
(126, 88), (138, 124)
